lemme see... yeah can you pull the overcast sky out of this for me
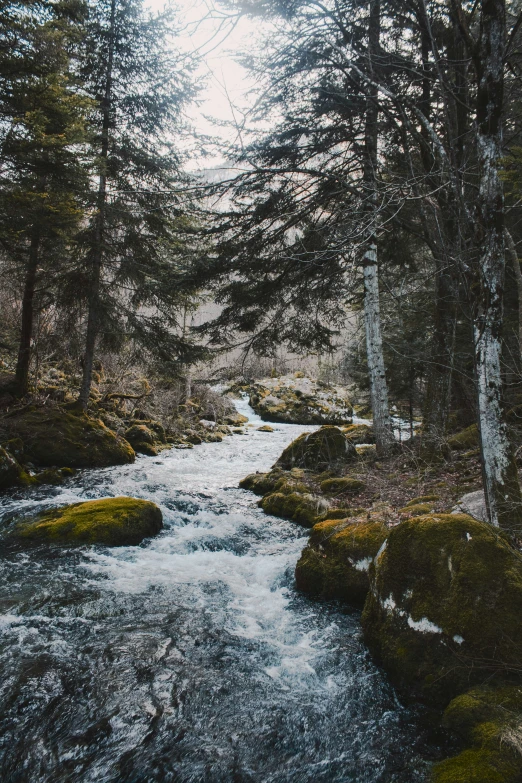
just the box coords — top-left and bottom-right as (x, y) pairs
(147, 0), (262, 166)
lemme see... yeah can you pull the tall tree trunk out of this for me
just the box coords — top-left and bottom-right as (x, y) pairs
(361, 0), (394, 456)
(363, 246), (394, 453)
(78, 0), (116, 410)
(15, 224), (40, 396)
(472, 0), (522, 531)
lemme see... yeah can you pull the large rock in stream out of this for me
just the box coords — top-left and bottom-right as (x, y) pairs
(275, 426), (357, 470)
(362, 513), (522, 705)
(14, 496), (163, 546)
(247, 375), (353, 425)
(3, 406), (135, 468)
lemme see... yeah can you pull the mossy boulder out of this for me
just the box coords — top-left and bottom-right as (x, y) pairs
(433, 686), (522, 783)
(239, 469), (291, 496)
(15, 496), (163, 546)
(296, 517), (388, 606)
(4, 407), (135, 468)
(342, 424), (375, 444)
(320, 476), (365, 495)
(248, 376), (352, 425)
(448, 424), (479, 451)
(124, 423), (159, 455)
(362, 514), (522, 705)
(275, 426), (357, 471)
(260, 491), (329, 527)
(257, 424), (274, 432)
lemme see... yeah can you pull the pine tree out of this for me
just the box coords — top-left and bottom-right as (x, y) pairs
(0, 0), (90, 395)
(76, 0), (201, 409)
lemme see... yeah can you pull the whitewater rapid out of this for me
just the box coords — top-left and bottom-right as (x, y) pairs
(0, 397), (431, 782)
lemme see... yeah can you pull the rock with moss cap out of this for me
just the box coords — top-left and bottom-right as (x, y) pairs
(433, 686), (522, 783)
(248, 375), (352, 425)
(4, 406), (135, 468)
(275, 426), (357, 471)
(14, 496), (162, 546)
(296, 516), (388, 606)
(260, 491), (329, 527)
(362, 513), (522, 705)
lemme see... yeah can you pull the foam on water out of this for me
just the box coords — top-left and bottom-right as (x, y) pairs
(0, 396), (433, 782)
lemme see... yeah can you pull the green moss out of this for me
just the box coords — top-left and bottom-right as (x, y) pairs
(257, 425), (274, 432)
(295, 517), (388, 606)
(320, 477), (365, 495)
(260, 491), (328, 527)
(362, 514), (522, 705)
(15, 496), (163, 546)
(399, 502), (434, 517)
(448, 424), (479, 451)
(124, 424), (155, 447)
(276, 426), (357, 470)
(315, 508), (364, 522)
(239, 469), (284, 496)
(432, 749), (520, 783)
(433, 686), (522, 783)
(405, 495), (439, 506)
(4, 407), (135, 468)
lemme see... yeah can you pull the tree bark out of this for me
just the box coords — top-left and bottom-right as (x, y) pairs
(472, 0), (522, 531)
(15, 224), (40, 396)
(78, 0), (116, 410)
(361, 0), (395, 456)
(363, 247), (394, 454)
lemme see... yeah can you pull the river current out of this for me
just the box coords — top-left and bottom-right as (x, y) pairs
(0, 398), (432, 782)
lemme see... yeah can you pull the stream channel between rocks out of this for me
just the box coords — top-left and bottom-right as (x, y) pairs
(0, 398), (434, 782)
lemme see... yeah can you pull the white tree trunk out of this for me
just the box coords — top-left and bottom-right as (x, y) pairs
(363, 244), (395, 455)
(472, 0), (521, 532)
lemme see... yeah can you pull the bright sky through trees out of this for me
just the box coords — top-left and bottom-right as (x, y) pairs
(147, 0), (259, 164)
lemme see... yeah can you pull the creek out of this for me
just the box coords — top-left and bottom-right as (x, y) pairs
(0, 398), (432, 782)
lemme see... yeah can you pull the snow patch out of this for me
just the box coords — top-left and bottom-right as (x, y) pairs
(407, 616), (442, 635)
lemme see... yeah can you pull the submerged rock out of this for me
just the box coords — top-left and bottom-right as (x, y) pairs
(362, 513), (522, 704)
(433, 686), (522, 783)
(4, 407), (135, 468)
(15, 496), (163, 546)
(275, 426), (357, 471)
(248, 375), (352, 425)
(296, 516), (388, 606)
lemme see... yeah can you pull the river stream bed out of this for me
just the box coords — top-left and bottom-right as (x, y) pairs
(0, 399), (433, 782)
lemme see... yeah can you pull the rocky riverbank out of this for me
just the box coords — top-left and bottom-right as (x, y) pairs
(0, 371), (248, 493)
(240, 423), (522, 783)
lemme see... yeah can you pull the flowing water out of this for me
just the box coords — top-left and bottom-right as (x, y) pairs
(0, 398), (433, 782)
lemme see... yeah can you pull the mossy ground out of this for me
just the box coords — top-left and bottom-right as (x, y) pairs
(15, 496), (163, 546)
